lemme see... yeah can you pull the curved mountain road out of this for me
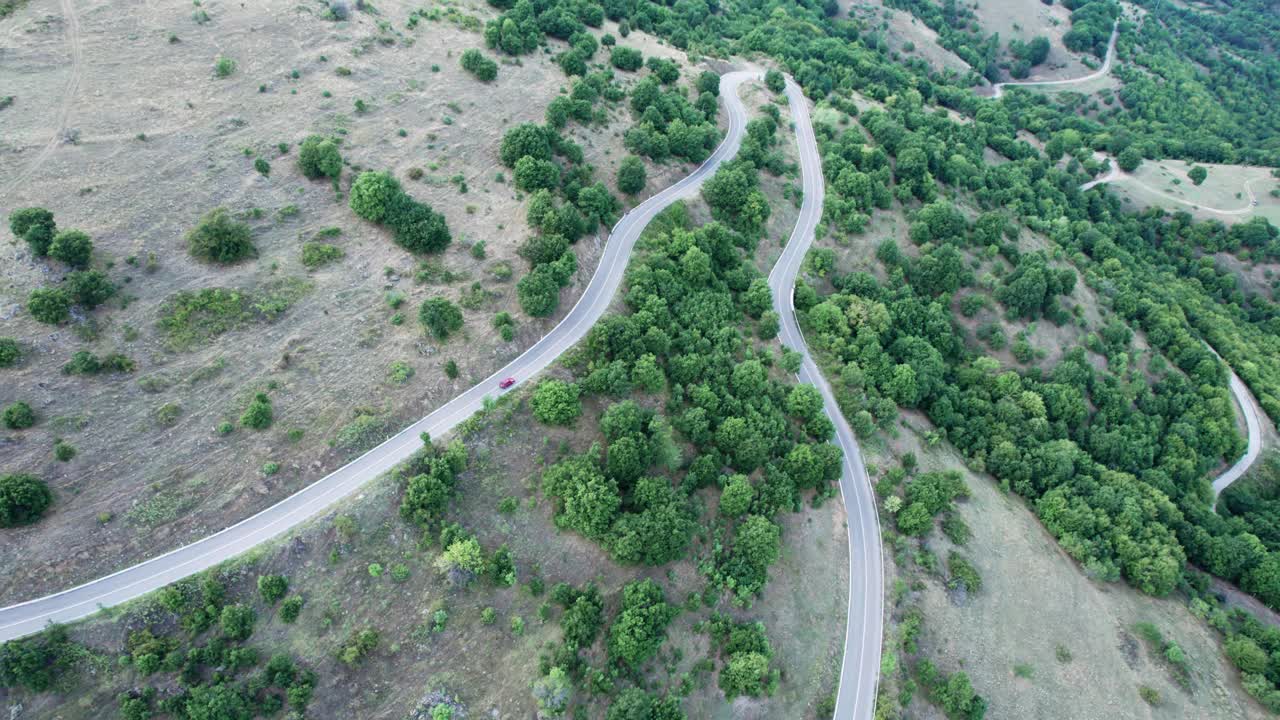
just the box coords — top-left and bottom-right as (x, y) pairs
(1214, 371), (1266, 499)
(768, 78), (884, 720)
(0, 71), (758, 643)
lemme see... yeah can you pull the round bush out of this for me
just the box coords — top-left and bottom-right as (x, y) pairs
(0, 338), (20, 368)
(388, 197), (452, 254)
(48, 229), (93, 268)
(617, 155), (646, 195)
(0, 473), (54, 527)
(3, 401), (36, 430)
(66, 270), (116, 309)
(187, 208), (256, 263)
(10, 207), (57, 257)
(298, 135), (343, 180)
(350, 171), (403, 223)
(28, 287), (72, 324)
(419, 297), (464, 340)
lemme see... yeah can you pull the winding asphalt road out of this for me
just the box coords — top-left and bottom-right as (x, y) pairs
(768, 78), (884, 720)
(1214, 370), (1266, 499)
(0, 71), (757, 643)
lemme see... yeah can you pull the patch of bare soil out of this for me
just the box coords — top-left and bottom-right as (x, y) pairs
(0, 0), (712, 604)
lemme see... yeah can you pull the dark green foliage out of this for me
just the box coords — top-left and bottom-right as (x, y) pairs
(708, 615), (777, 698)
(65, 270), (115, 309)
(48, 229), (92, 268)
(499, 123), (553, 167)
(1117, 147), (1143, 172)
(279, 596), (304, 623)
(350, 171), (452, 254)
(617, 155), (646, 194)
(3, 401), (35, 430)
(187, 208), (256, 264)
(514, 156), (561, 192)
(240, 392), (273, 430)
(531, 379), (581, 425)
(297, 135), (343, 180)
(606, 688), (686, 720)
(0, 625), (76, 691)
(607, 579), (676, 669)
(10, 207), (57, 257)
(300, 242), (344, 269)
(1188, 165), (1207, 186)
(763, 69), (784, 93)
(419, 297), (464, 340)
(400, 441), (468, 528)
(0, 338), (20, 368)
(0, 473), (52, 528)
(219, 603), (256, 641)
(916, 660), (988, 720)
(27, 287), (71, 324)
(61, 350), (134, 375)
(460, 48), (498, 81)
(257, 574), (288, 604)
(610, 46), (643, 71)
(701, 160), (770, 236)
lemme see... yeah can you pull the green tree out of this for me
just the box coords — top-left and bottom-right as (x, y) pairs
(607, 579), (676, 668)
(1188, 166), (1208, 186)
(719, 474), (754, 517)
(460, 48), (498, 81)
(419, 297), (464, 340)
(0, 338), (20, 368)
(219, 603), (256, 641)
(3, 401), (36, 430)
(764, 69), (785, 93)
(499, 123), (552, 167)
(66, 270), (115, 309)
(1117, 147), (1143, 172)
(27, 287), (71, 324)
(350, 171), (403, 223)
(9, 207), (57, 257)
(532, 666), (572, 718)
(298, 135), (343, 180)
(48, 229), (93, 268)
(531, 379), (582, 425)
(0, 473), (53, 527)
(434, 537), (486, 584)
(610, 46), (643, 71)
(257, 574), (288, 604)
(240, 392), (273, 430)
(514, 156), (562, 192)
(187, 208), (255, 263)
(617, 155), (647, 194)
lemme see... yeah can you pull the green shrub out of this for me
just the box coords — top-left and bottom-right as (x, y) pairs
(617, 155), (646, 194)
(301, 242), (344, 269)
(3, 401), (36, 429)
(254, 157), (270, 176)
(28, 287), (72, 324)
(298, 135), (343, 180)
(66, 270), (115, 309)
(241, 392), (273, 429)
(61, 351), (134, 375)
(9, 207), (57, 257)
(0, 338), (20, 367)
(258, 574), (289, 604)
(48, 229), (93, 268)
(187, 208), (256, 263)
(530, 379), (581, 425)
(53, 440), (76, 462)
(610, 46), (643, 71)
(279, 596), (304, 622)
(337, 628), (379, 665)
(460, 48), (498, 81)
(157, 288), (253, 350)
(214, 56), (237, 78)
(0, 473), (53, 527)
(419, 297), (464, 340)
(349, 171), (399, 222)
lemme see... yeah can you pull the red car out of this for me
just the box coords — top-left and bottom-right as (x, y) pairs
(499, 377), (516, 389)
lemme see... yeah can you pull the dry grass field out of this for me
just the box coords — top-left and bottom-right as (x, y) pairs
(0, 0), (713, 604)
(1107, 159), (1280, 226)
